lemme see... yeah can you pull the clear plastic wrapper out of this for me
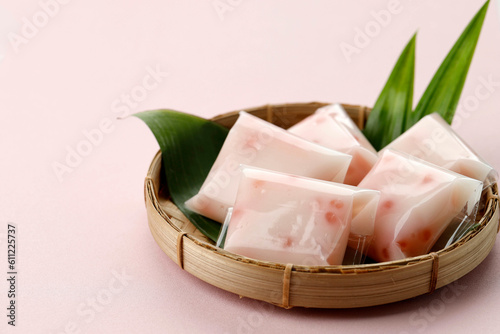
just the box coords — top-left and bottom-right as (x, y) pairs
(358, 149), (483, 262)
(185, 111), (352, 223)
(315, 104), (376, 153)
(216, 208), (232, 249)
(382, 113), (498, 185)
(343, 185), (380, 264)
(221, 166), (380, 266)
(288, 104), (378, 186)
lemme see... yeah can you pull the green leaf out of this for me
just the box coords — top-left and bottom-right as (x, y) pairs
(134, 110), (228, 242)
(407, 0), (489, 128)
(363, 33), (416, 150)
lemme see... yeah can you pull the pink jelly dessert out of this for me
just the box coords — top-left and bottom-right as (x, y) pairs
(224, 167), (372, 266)
(382, 113), (496, 183)
(289, 104), (378, 186)
(185, 111), (352, 223)
(358, 149), (483, 262)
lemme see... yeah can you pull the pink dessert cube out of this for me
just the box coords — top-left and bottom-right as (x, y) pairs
(358, 149), (483, 262)
(289, 104), (378, 186)
(382, 113), (496, 183)
(185, 112), (352, 223)
(224, 167), (360, 266)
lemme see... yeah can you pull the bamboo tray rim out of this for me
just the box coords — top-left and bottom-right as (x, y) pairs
(144, 102), (500, 308)
(146, 153), (499, 273)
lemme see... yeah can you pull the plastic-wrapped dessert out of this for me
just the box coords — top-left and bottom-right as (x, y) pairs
(357, 149), (483, 262)
(223, 167), (381, 266)
(382, 113), (496, 184)
(289, 104), (378, 186)
(315, 104), (377, 154)
(185, 111), (352, 223)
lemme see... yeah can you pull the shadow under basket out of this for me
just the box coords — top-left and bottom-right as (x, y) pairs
(144, 102), (500, 309)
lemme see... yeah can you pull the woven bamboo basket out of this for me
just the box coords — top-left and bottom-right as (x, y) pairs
(144, 102), (500, 308)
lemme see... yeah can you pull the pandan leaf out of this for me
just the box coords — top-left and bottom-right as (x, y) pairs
(134, 110), (228, 242)
(363, 33), (416, 150)
(407, 0), (489, 128)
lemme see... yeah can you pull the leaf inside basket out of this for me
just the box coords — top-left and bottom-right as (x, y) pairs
(134, 110), (228, 242)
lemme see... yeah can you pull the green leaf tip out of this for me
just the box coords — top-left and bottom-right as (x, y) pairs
(134, 109), (229, 242)
(368, 0), (488, 149)
(363, 33), (416, 150)
(407, 0), (489, 128)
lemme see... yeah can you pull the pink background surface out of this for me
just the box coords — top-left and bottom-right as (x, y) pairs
(1, 0), (500, 333)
